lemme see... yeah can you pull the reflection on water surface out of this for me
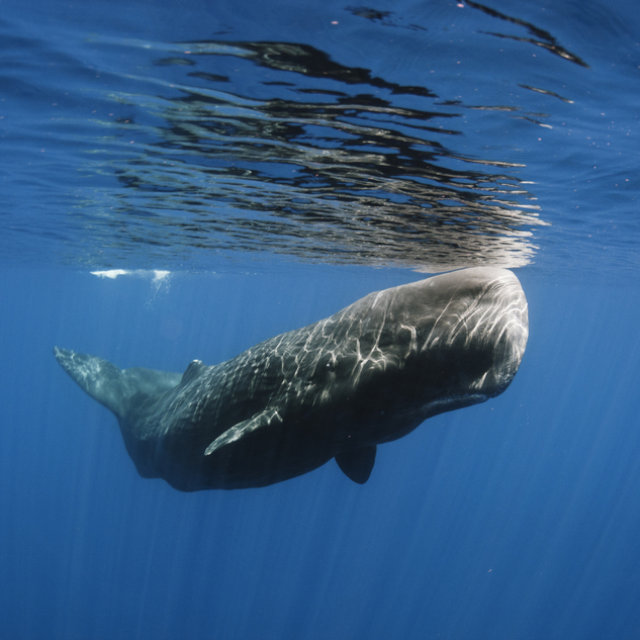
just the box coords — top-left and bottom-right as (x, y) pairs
(85, 38), (547, 271)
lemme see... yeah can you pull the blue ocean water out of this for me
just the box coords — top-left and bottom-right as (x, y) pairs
(1, 0), (639, 638)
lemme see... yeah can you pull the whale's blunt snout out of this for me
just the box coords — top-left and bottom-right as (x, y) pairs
(473, 269), (529, 395)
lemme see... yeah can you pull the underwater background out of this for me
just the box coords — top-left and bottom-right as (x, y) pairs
(1, 0), (640, 638)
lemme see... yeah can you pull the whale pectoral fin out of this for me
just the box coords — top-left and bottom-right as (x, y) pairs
(335, 445), (377, 484)
(204, 408), (283, 456)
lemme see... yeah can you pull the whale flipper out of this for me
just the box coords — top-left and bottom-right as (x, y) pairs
(53, 347), (182, 419)
(204, 408), (284, 456)
(335, 446), (377, 484)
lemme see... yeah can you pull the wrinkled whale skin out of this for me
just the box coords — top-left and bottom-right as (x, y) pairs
(54, 267), (528, 490)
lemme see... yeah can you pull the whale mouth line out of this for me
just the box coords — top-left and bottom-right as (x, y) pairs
(421, 392), (489, 418)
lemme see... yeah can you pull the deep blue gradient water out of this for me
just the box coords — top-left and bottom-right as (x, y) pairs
(1, 0), (640, 638)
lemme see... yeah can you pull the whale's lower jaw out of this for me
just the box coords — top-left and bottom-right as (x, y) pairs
(422, 393), (489, 419)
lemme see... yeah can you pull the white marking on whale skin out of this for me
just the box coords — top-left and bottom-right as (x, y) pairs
(53, 267), (528, 491)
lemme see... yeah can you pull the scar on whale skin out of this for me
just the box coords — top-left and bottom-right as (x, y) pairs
(54, 267), (528, 490)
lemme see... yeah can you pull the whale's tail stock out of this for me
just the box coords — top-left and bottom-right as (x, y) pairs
(53, 347), (182, 419)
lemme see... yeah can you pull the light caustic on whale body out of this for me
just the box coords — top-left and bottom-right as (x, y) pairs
(54, 267), (528, 490)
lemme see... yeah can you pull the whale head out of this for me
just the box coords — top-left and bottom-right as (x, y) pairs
(406, 266), (528, 399)
(310, 267), (529, 444)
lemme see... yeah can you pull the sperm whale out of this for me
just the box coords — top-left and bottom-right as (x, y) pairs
(54, 267), (528, 490)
